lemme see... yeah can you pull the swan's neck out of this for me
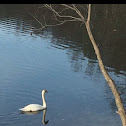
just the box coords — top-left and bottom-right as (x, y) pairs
(42, 92), (46, 107)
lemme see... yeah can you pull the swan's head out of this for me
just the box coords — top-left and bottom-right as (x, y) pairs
(42, 89), (48, 94)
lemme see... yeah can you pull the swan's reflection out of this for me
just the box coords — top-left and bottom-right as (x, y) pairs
(42, 109), (49, 125)
(20, 109), (49, 125)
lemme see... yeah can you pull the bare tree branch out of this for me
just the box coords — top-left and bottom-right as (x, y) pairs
(77, 4), (88, 13)
(45, 4), (83, 22)
(61, 4), (86, 23)
(27, 10), (44, 27)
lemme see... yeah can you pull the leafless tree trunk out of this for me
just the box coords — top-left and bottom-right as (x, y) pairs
(85, 4), (126, 126)
(27, 4), (126, 126)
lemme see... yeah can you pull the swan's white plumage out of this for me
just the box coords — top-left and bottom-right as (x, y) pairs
(19, 104), (46, 111)
(19, 90), (47, 112)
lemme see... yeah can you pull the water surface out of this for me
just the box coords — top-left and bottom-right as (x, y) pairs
(0, 4), (125, 126)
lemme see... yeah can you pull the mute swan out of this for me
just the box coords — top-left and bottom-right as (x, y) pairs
(19, 90), (48, 112)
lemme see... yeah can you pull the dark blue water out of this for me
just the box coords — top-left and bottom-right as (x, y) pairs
(0, 4), (125, 126)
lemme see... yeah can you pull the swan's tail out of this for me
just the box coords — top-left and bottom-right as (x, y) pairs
(19, 108), (23, 111)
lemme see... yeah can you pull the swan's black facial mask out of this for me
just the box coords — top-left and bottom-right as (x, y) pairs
(45, 90), (48, 93)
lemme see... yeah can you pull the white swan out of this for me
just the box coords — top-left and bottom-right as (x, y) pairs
(19, 90), (48, 112)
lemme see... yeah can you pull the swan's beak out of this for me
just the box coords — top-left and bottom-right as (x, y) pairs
(45, 90), (48, 93)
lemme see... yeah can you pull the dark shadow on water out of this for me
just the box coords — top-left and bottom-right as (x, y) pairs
(20, 110), (41, 115)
